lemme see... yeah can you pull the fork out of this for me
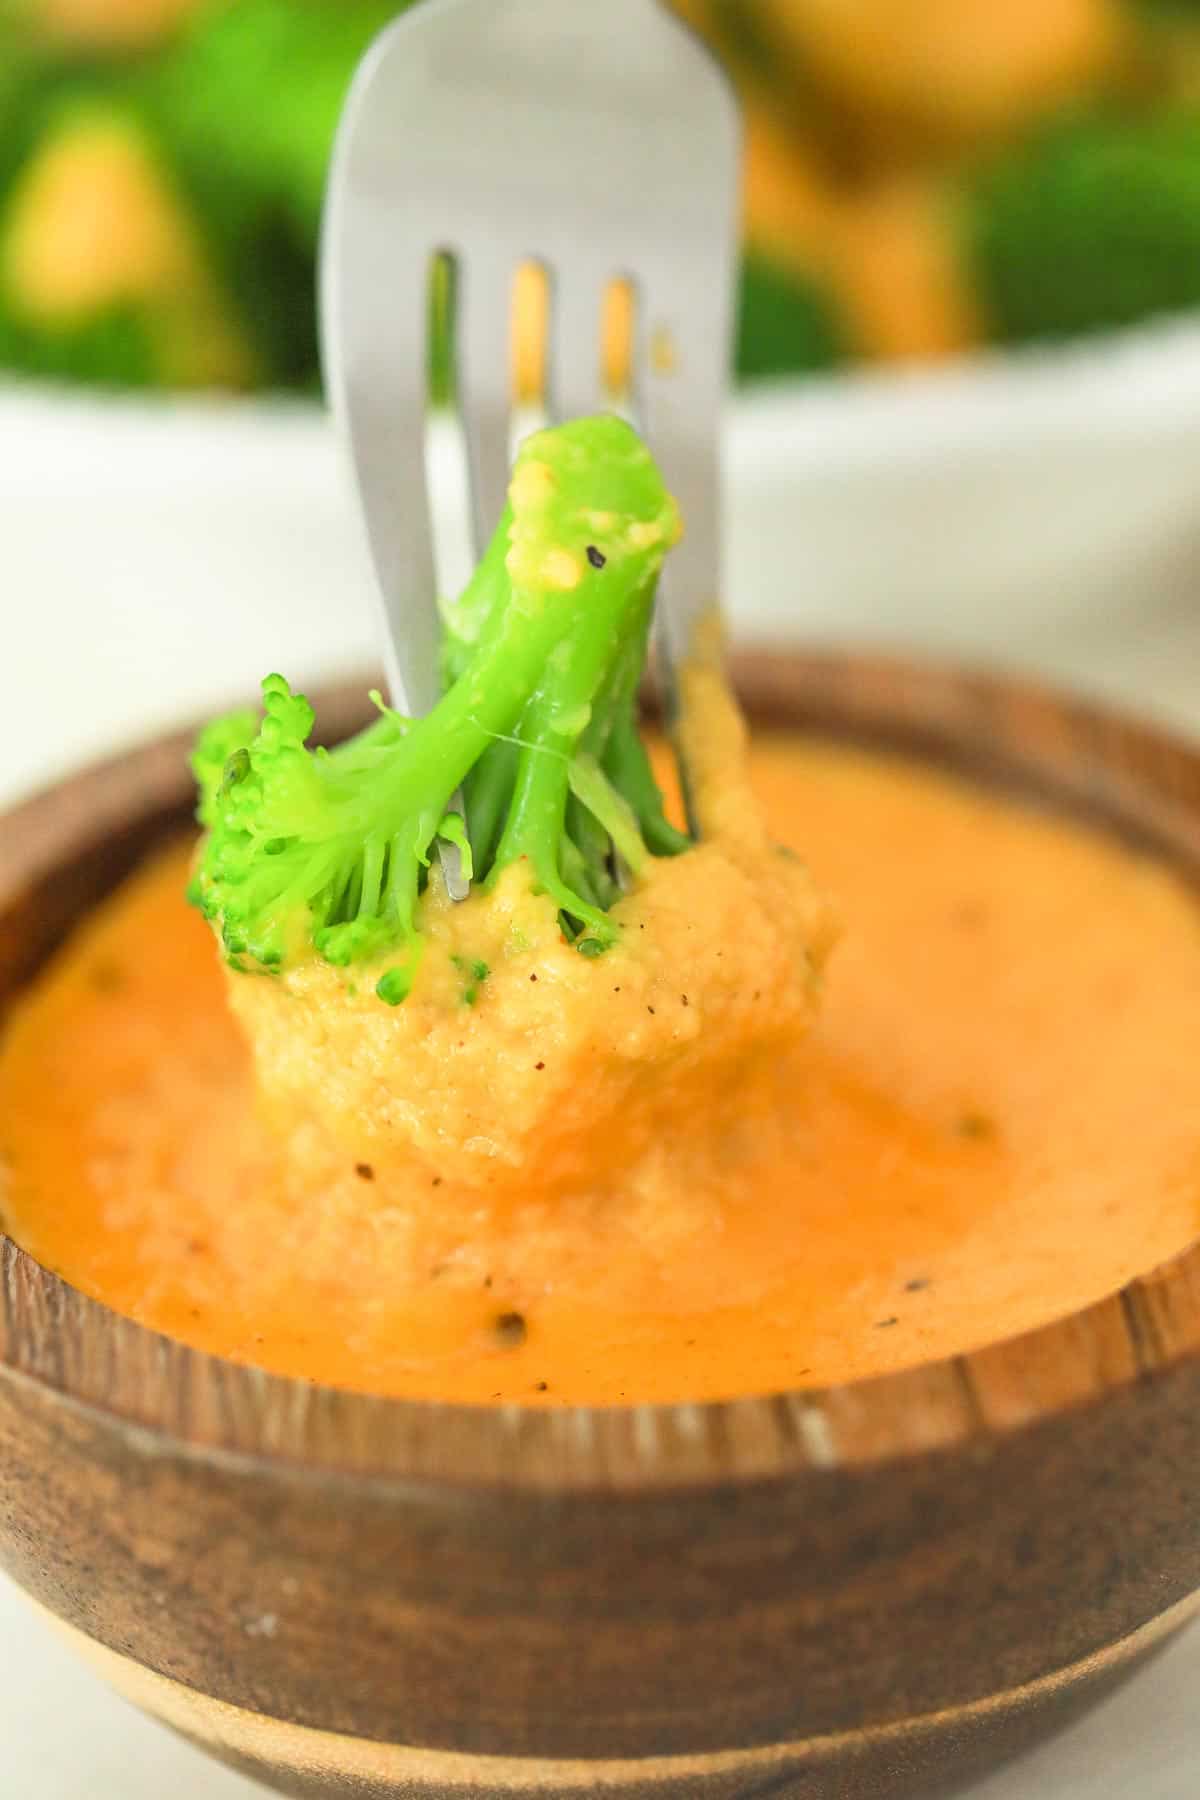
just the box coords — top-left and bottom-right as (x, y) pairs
(320, 0), (741, 896)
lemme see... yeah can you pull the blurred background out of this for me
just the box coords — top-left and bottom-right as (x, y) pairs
(3, 0), (1200, 800)
(4, 0), (1200, 391)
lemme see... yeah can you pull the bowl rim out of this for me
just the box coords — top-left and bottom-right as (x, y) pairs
(2, 644), (1199, 1493)
(6, 309), (1200, 490)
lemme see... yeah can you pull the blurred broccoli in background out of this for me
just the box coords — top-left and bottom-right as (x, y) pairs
(968, 108), (1200, 345)
(0, 0), (401, 389)
(1, 0), (1200, 398)
(156, 0), (400, 251)
(0, 96), (256, 385)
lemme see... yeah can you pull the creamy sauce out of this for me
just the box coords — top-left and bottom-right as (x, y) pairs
(3, 738), (1200, 1404)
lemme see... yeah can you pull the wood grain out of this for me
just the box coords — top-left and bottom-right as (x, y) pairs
(1, 651), (1199, 1799)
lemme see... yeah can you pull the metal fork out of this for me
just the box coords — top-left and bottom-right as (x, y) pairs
(320, 0), (741, 896)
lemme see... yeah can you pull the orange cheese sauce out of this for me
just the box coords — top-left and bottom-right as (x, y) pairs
(3, 738), (1200, 1405)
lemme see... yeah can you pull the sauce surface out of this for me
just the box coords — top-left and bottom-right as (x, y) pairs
(3, 738), (1200, 1404)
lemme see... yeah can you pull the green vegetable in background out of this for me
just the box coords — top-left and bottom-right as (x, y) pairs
(0, 92), (257, 386)
(968, 108), (1200, 345)
(735, 254), (848, 379)
(0, 0), (400, 390)
(5, 0), (1200, 394)
(157, 0), (404, 246)
(146, 0), (404, 386)
(189, 416), (689, 1002)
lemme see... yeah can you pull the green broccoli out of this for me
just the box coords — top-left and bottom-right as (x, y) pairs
(190, 415), (690, 1004)
(967, 107), (1200, 346)
(0, 4), (398, 392)
(0, 94), (257, 387)
(735, 254), (849, 381)
(156, 0), (403, 249)
(134, 0), (405, 387)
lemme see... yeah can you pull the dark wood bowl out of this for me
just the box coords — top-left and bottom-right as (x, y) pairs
(2, 650), (1200, 1800)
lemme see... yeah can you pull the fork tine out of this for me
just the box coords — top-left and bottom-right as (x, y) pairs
(548, 269), (603, 426)
(322, 218), (470, 898)
(635, 260), (733, 839)
(457, 253), (516, 555)
(638, 262), (730, 686)
(321, 236), (442, 721)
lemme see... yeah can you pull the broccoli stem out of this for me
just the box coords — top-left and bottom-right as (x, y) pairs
(463, 738), (519, 876)
(440, 507), (513, 686)
(492, 580), (656, 938)
(366, 586), (585, 833)
(604, 709), (692, 858)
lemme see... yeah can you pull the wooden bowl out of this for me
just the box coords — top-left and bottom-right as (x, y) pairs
(2, 650), (1200, 1800)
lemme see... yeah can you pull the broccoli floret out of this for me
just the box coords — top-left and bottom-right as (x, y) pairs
(190, 416), (688, 1001)
(967, 107), (1200, 346)
(736, 253), (849, 381)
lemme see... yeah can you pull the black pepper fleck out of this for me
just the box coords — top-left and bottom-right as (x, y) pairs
(957, 1112), (996, 1141)
(535, 1060), (545, 1070)
(875, 1316), (899, 1329)
(586, 544), (607, 570)
(647, 1005), (656, 1015)
(905, 1277), (931, 1293)
(431, 1176), (443, 1187)
(493, 1311), (528, 1348)
(355, 1162), (375, 1181)
(535, 1380), (550, 1393)
(529, 972), (538, 982)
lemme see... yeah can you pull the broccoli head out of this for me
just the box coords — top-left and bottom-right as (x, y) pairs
(190, 415), (689, 1004)
(967, 107), (1200, 346)
(736, 253), (849, 380)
